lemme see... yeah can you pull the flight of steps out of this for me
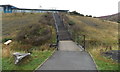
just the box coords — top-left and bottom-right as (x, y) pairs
(54, 13), (72, 40)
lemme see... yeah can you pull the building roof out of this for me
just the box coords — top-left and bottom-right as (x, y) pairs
(0, 4), (17, 8)
(14, 8), (69, 12)
(0, 4), (69, 12)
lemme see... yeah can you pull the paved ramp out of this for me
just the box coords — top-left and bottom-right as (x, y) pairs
(59, 41), (82, 51)
(39, 51), (97, 70)
(38, 41), (97, 70)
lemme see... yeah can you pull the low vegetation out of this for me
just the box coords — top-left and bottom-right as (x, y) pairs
(16, 24), (52, 46)
(2, 12), (56, 70)
(61, 13), (119, 70)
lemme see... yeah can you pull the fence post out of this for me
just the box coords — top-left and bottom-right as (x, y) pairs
(83, 35), (86, 51)
(56, 34), (59, 50)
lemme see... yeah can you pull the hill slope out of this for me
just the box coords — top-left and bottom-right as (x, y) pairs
(63, 14), (118, 45)
(98, 13), (120, 22)
(61, 13), (118, 70)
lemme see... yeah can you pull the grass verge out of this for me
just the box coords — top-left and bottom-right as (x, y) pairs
(2, 50), (53, 70)
(90, 47), (119, 71)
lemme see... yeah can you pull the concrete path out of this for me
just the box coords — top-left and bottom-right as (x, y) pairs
(59, 41), (82, 51)
(37, 41), (97, 70)
(39, 51), (97, 70)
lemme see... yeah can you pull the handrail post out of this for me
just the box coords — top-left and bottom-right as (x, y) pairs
(83, 35), (85, 51)
(56, 34), (59, 50)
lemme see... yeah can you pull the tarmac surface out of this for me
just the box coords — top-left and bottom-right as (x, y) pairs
(38, 41), (97, 70)
(59, 41), (82, 51)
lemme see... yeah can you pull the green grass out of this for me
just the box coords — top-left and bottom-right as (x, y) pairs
(90, 50), (119, 70)
(2, 50), (54, 70)
(88, 45), (119, 71)
(95, 58), (119, 70)
(0, 44), (1, 71)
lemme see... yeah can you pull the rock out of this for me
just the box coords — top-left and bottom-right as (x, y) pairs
(102, 50), (120, 63)
(4, 40), (12, 45)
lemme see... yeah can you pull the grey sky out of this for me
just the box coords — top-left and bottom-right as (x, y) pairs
(0, 0), (119, 17)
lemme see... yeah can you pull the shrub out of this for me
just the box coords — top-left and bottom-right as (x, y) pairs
(16, 24), (52, 46)
(11, 42), (32, 51)
(70, 11), (80, 15)
(68, 20), (75, 26)
(39, 13), (54, 26)
(2, 38), (12, 43)
(117, 21), (120, 23)
(79, 14), (84, 16)
(69, 11), (84, 16)
(88, 15), (92, 17)
(86, 15), (92, 17)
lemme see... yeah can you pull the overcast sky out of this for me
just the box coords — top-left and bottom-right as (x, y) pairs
(0, 0), (119, 17)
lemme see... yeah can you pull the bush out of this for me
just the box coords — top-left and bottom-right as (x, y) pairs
(86, 15), (92, 17)
(68, 20), (75, 26)
(88, 15), (92, 17)
(11, 42), (32, 51)
(70, 11), (80, 15)
(39, 13), (54, 26)
(79, 14), (84, 16)
(2, 38), (12, 43)
(16, 24), (52, 46)
(69, 11), (84, 16)
(117, 21), (120, 23)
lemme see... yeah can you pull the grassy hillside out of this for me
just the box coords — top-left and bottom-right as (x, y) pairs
(63, 14), (118, 46)
(61, 13), (119, 70)
(98, 13), (120, 22)
(2, 12), (56, 44)
(2, 13), (56, 70)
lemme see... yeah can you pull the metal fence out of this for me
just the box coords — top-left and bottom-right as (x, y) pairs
(69, 31), (86, 50)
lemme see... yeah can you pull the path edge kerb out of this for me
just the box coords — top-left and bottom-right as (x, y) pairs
(88, 52), (99, 71)
(33, 49), (57, 72)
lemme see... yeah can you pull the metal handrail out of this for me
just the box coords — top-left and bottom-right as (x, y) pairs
(52, 13), (59, 50)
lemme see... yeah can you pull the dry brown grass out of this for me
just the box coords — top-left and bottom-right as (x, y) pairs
(2, 12), (55, 58)
(65, 14), (118, 47)
(2, 44), (11, 57)
(2, 13), (42, 38)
